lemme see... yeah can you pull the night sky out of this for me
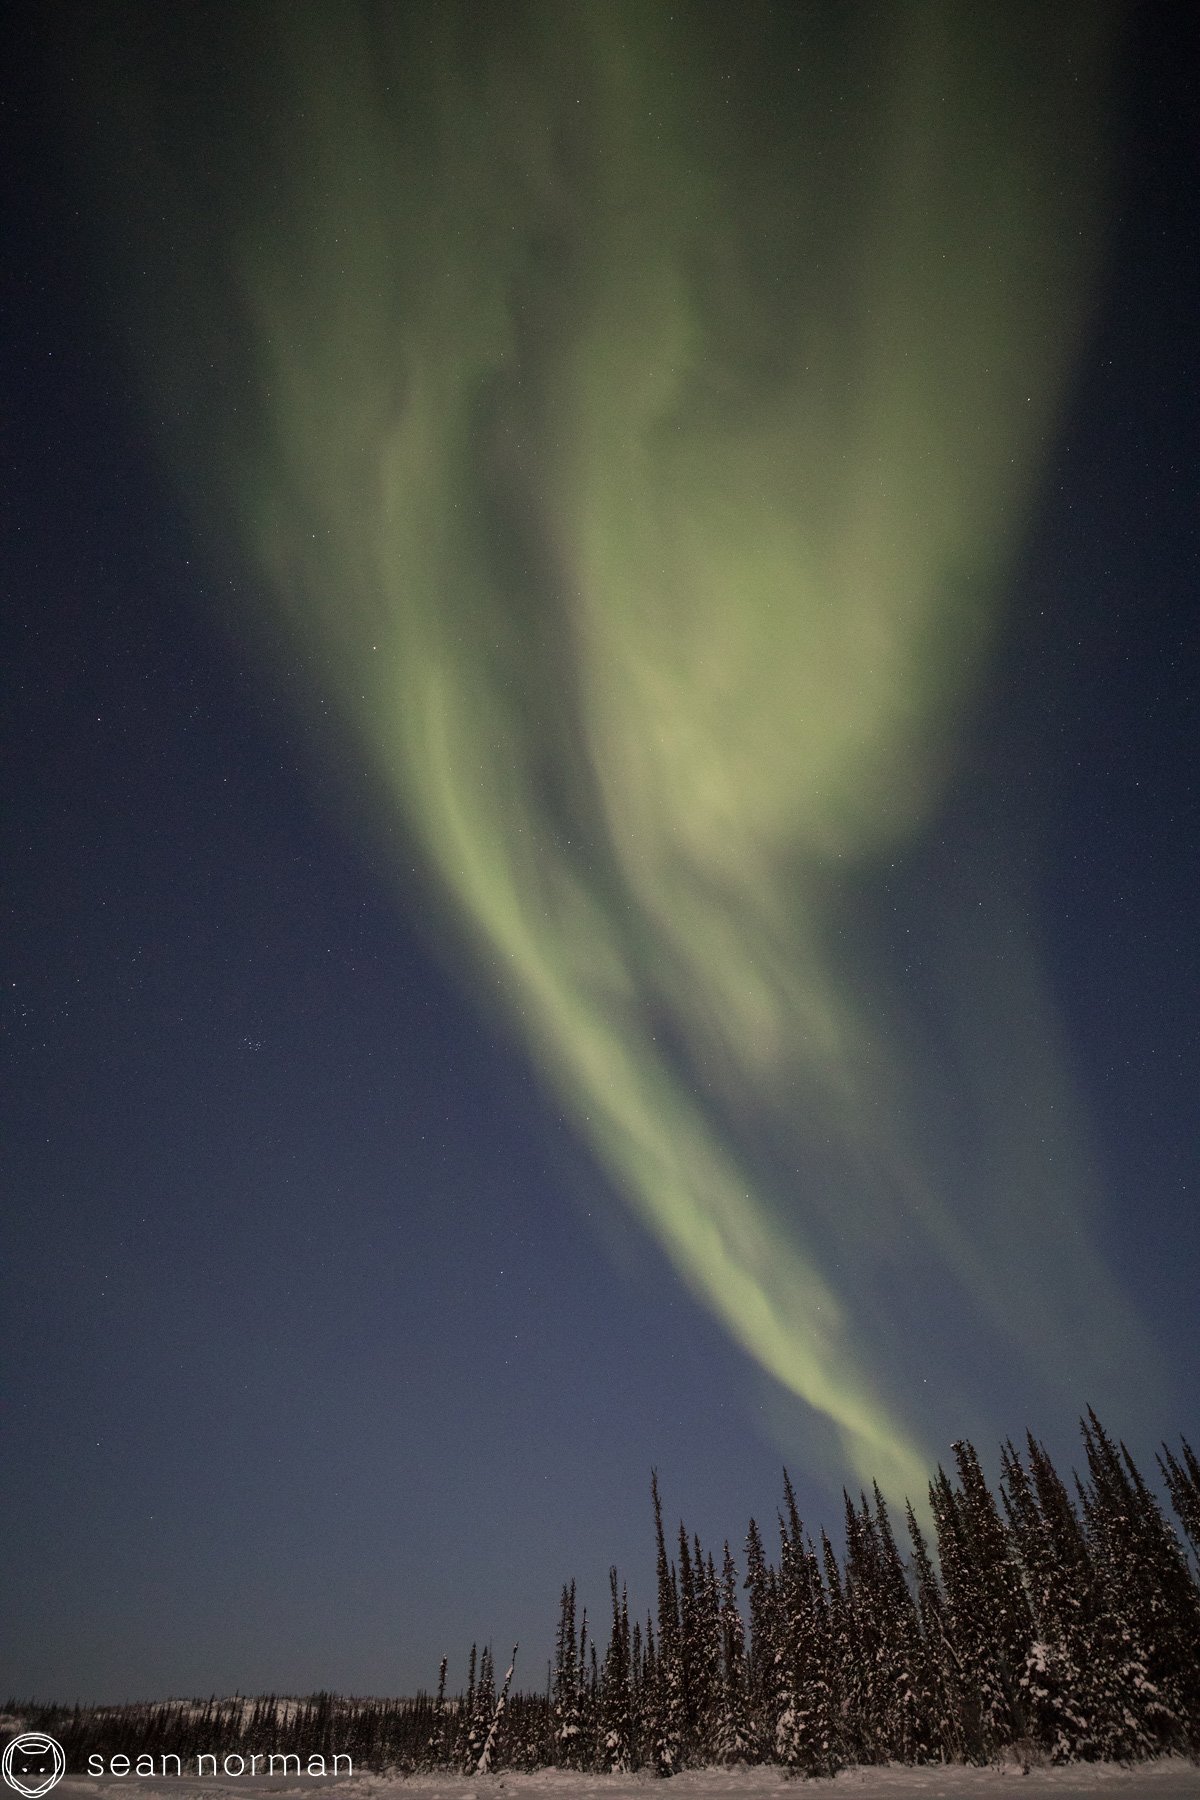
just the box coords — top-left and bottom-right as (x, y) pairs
(2, 3), (1197, 1704)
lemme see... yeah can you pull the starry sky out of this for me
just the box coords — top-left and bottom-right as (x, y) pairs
(2, 2), (1197, 1703)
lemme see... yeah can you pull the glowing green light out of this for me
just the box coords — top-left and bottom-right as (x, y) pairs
(76, 1), (1154, 1499)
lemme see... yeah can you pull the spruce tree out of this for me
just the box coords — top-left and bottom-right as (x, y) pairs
(676, 1524), (698, 1755)
(426, 1656), (449, 1768)
(580, 1631), (599, 1769)
(840, 1493), (884, 1761)
(553, 1581), (582, 1766)
(692, 1543), (724, 1761)
(651, 1471), (685, 1774)
(475, 1646), (517, 1774)
(870, 1484), (937, 1763)
(953, 1437), (1033, 1740)
(630, 1616), (645, 1765)
(797, 1536), (840, 1775)
(462, 1644), (494, 1773)
(773, 1477), (839, 1776)
(1075, 1464), (1168, 1762)
(1079, 1413), (1198, 1754)
(742, 1517), (775, 1755)
(599, 1568), (633, 1772)
(1159, 1438), (1200, 1563)
(640, 1615), (657, 1768)
(821, 1529), (854, 1765)
(1000, 1440), (1091, 1762)
(905, 1502), (960, 1761)
(930, 1465), (1012, 1759)
(716, 1541), (754, 1763)
(460, 1642), (478, 1771)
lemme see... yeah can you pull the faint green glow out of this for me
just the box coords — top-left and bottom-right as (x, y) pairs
(80, 2), (1152, 1498)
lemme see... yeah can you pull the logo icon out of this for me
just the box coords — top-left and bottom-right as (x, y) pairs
(2, 1735), (66, 1798)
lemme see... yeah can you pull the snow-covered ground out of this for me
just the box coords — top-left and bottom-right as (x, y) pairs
(58, 1761), (1200, 1800)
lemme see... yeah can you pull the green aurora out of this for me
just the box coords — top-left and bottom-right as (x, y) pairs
(73, 1), (1158, 1499)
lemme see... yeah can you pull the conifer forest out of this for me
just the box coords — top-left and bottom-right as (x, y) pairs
(14, 1415), (1200, 1778)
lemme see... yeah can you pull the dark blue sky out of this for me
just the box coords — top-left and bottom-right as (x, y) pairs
(2, 4), (1197, 1702)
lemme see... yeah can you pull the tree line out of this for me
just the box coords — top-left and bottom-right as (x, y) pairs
(13, 1413), (1200, 1775)
(539, 1415), (1200, 1775)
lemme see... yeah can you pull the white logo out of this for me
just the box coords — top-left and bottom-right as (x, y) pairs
(2, 1735), (66, 1798)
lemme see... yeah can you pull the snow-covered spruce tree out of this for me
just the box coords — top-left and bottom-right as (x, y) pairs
(1021, 1432), (1108, 1756)
(870, 1483), (939, 1763)
(821, 1529), (854, 1764)
(688, 1538), (724, 1761)
(514, 1682), (552, 1770)
(1115, 1435), (1200, 1745)
(773, 1475), (839, 1777)
(460, 1648), (489, 1771)
(474, 1645), (517, 1774)
(580, 1627), (600, 1769)
(573, 1607), (596, 1767)
(676, 1525), (699, 1756)
(463, 1644), (495, 1772)
(630, 1616), (645, 1764)
(552, 1581), (582, 1767)
(651, 1471), (686, 1774)
(458, 1642), (478, 1770)
(842, 1485), (933, 1763)
(1074, 1469), (1171, 1761)
(772, 1498), (804, 1770)
(495, 1674), (543, 1772)
(742, 1516), (776, 1755)
(707, 1545), (729, 1759)
(953, 1438), (1035, 1739)
(1079, 1412), (1199, 1754)
(840, 1493), (886, 1761)
(1000, 1440), (1091, 1763)
(540, 1660), (555, 1766)
(799, 1533), (840, 1774)
(638, 1614), (657, 1767)
(930, 1465), (1013, 1759)
(716, 1541), (754, 1763)
(599, 1567), (633, 1772)
(425, 1656), (450, 1768)
(905, 1501), (961, 1762)
(1159, 1437), (1200, 1564)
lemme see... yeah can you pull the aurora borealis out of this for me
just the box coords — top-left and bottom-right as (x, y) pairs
(3, 0), (1197, 1701)
(93, 1), (1146, 1490)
